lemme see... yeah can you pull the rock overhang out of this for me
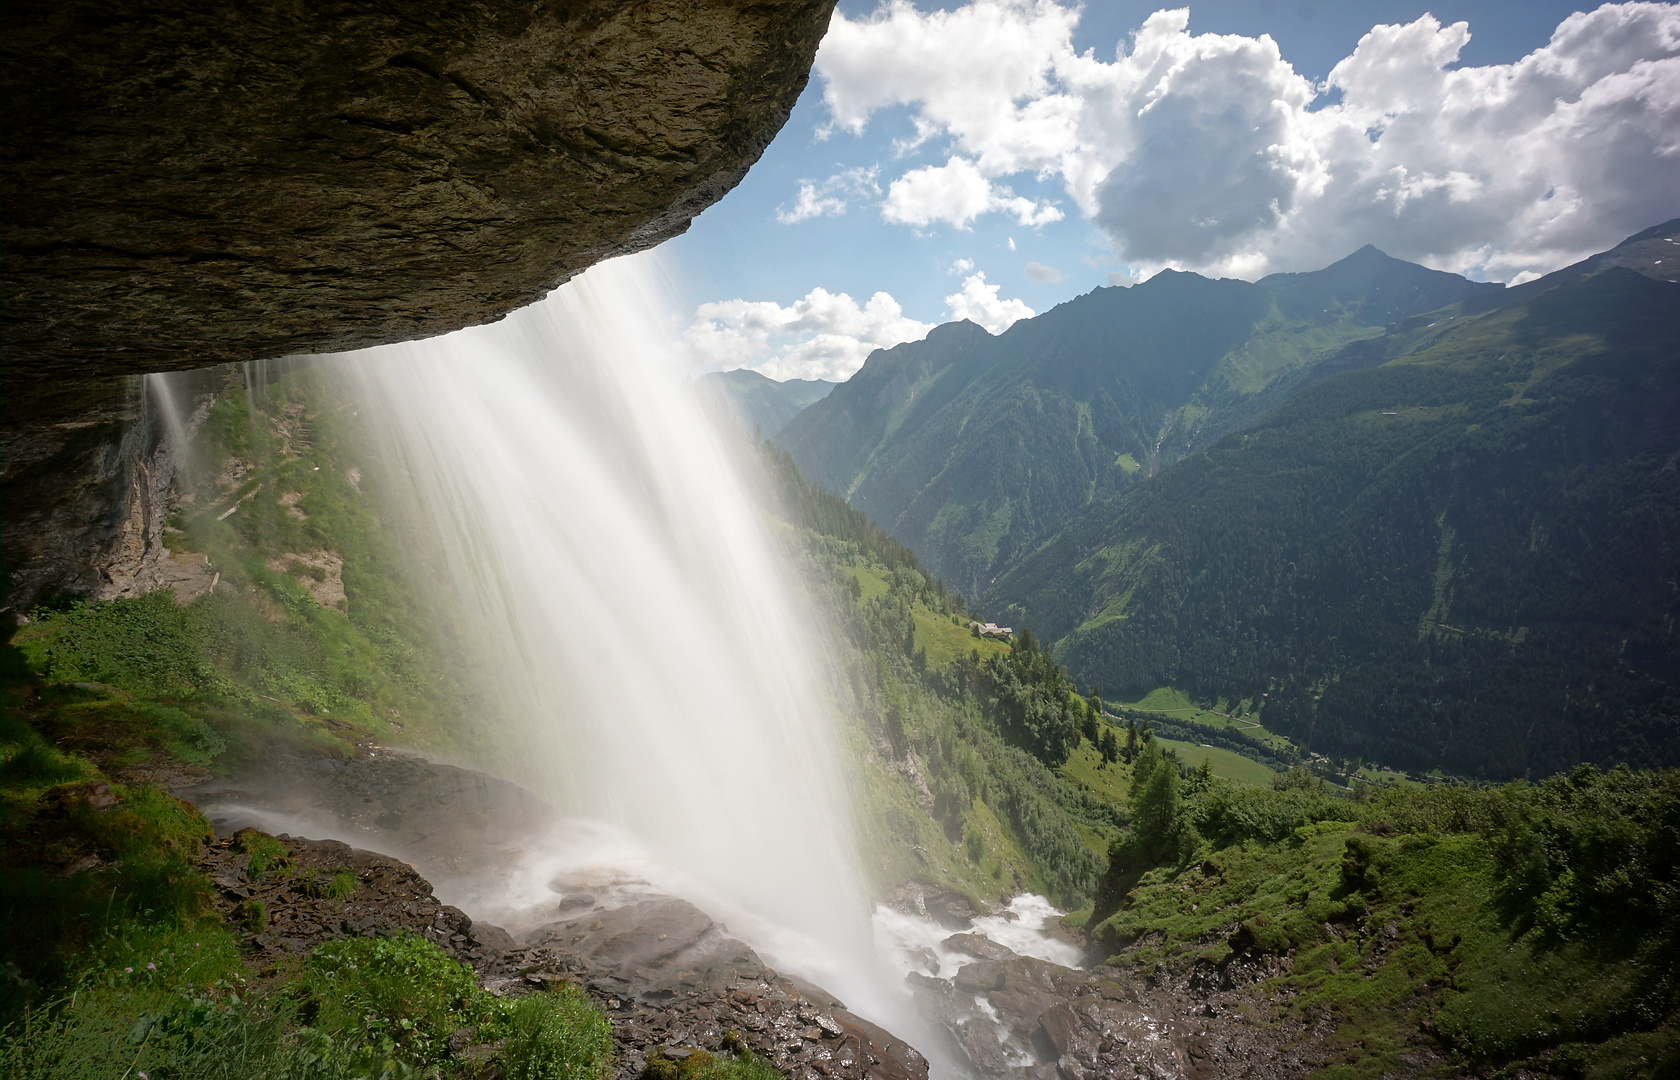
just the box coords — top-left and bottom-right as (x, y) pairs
(2, 0), (837, 382)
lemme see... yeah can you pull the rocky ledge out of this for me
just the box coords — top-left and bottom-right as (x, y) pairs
(898, 917), (1335, 1080)
(196, 825), (927, 1080)
(196, 829), (487, 967)
(484, 896), (929, 1080)
(3, 0), (836, 379)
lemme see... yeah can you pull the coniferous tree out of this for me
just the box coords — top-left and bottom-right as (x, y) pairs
(1128, 744), (1185, 866)
(1100, 727), (1119, 764)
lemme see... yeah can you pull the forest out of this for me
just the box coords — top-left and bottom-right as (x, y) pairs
(991, 264), (1680, 778)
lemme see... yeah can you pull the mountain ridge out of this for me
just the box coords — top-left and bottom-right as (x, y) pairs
(778, 242), (1502, 599)
(989, 226), (1680, 777)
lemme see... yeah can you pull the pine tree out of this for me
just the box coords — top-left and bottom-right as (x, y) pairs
(1128, 744), (1186, 867)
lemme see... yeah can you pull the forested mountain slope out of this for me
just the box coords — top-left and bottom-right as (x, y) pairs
(778, 248), (1498, 599)
(991, 223), (1680, 778)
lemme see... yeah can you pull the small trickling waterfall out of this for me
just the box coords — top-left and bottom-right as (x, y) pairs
(333, 252), (875, 982)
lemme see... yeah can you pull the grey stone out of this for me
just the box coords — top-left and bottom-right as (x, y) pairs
(2, 0), (838, 381)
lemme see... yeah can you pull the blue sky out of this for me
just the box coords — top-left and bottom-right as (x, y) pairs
(661, 1), (1680, 380)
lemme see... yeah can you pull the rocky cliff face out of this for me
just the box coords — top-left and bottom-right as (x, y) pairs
(2, 373), (222, 610)
(3, 0), (833, 379)
(2, 0), (833, 611)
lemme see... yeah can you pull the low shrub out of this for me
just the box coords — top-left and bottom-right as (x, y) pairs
(503, 985), (615, 1080)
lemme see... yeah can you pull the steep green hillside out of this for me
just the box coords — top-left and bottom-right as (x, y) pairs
(1091, 753), (1680, 1079)
(778, 248), (1496, 599)
(696, 368), (834, 438)
(761, 442), (1125, 904)
(992, 226), (1680, 778)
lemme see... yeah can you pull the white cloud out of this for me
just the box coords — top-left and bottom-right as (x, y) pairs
(776, 167), (881, 224)
(950, 257), (976, 275)
(816, 1), (1680, 280)
(1024, 260), (1063, 282)
(881, 157), (1063, 229)
(683, 288), (934, 382)
(945, 271), (1035, 333)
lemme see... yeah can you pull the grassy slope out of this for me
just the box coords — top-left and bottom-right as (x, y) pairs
(1090, 767), (1680, 1080)
(1154, 738), (1276, 786)
(843, 560), (1062, 903)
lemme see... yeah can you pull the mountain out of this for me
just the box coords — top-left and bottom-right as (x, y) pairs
(777, 247), (1499, 598)
(696, 368), (835, 438)
(990, 222), (1680, 778)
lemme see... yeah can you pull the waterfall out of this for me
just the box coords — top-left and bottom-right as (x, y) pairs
(333, 252), (874, 982)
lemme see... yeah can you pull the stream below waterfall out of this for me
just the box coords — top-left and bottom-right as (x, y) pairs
(183, 748), (1192, 1080)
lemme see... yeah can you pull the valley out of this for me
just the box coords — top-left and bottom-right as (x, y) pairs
(2, 3), (1676, 1074)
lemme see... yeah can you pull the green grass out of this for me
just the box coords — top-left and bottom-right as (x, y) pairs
(3, 930), (617, 1080)
(644, 1045), (782, 1080)
(1112, 687), (1294, 751)
(10, 365), (492, 776)
(1059, 740), (1133, 821)
(1155, 738), (1275, 786)
(234, 829), (289, 879)
(843, 563), (1010, 670)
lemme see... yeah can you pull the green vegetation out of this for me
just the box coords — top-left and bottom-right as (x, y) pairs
(12, 366), (477, 766)
(994, 256), (1680, 779)
(2, 929), (615, 1080)
(644, 1043), (781, 1080)
(0, 363), (631, 1079)
(766, 443), (1127, 905)
(1089, 754), (1680, 1078)
(1154, 738), (1276, 786)
(778, 247), (1496, 602)
(3, 643), (621, 1079)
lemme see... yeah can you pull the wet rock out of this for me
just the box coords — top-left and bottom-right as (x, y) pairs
(953, 961), (1007, 993)
(195, 830), (476, 965)
(485, 896), (927, 1080)
(926, 888), (981, 930)
(884, 883), (981, 930)
(184, 748), (559, 883)
(942, 933), (1017, 962)
(468, 921), (516, 961)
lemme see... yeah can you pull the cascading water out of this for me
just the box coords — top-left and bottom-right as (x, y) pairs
(332, 252), (883, 999)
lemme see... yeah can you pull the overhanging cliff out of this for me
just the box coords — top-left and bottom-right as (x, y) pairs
(2, 0), (833, 380)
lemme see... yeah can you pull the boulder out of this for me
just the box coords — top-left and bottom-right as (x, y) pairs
(942, 932), (1017, 962)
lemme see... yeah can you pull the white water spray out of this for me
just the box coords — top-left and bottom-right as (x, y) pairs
(334, 253), (873, 975)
